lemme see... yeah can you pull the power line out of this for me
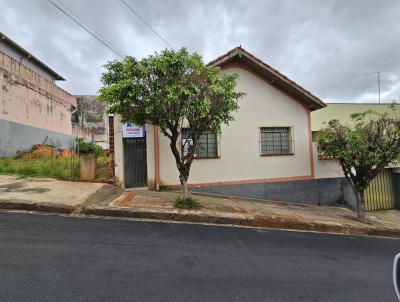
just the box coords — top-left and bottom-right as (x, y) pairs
(47, 0), (125, 58)
(119, 0), (173, 49)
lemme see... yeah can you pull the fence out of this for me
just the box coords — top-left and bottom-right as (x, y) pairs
(365, 169), (396, 211)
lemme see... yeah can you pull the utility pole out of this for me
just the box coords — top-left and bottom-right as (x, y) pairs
(363, 71), (381, 103)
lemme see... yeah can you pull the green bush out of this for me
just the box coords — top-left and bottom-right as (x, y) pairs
(75, 138), (102, 157)
(174, 197), (201, 209)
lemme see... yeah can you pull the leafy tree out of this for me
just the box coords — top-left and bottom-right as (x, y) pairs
(318, 107), (400, 220)
(99, 48), (244, 198)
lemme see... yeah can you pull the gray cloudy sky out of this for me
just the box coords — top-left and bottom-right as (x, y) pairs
(1, 0), (399, 103)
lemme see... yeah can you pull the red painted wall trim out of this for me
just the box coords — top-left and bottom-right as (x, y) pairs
(162, 174), (314, 190)
(223, 62), (316, 179)
(153, 125), (160, 191)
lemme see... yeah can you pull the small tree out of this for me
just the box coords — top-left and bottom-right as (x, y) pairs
(99, 48), (244, 198)
(318, 107), (400, 220)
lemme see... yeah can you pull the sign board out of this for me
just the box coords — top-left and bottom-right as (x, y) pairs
(122, 123), (145, 138)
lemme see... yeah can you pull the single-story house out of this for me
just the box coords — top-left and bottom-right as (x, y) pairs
(110, 47), (399, 210)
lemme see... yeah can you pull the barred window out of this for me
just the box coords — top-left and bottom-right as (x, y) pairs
(260, 127), (293, 156)
(181, 129), (218, 159)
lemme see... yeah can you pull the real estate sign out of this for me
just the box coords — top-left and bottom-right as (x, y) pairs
(122, 123), (145, 138)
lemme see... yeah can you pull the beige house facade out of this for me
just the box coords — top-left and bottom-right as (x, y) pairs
(113, 48), (379, 207)
(113, 48), (398, 210)
(149, 64), (315, 187)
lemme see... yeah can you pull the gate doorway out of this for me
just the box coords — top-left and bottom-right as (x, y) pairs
(124, 137), (147, 188)
(365, 169), (395, 211)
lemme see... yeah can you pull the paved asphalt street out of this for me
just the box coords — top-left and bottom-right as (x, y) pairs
(0, 212), (399, 302)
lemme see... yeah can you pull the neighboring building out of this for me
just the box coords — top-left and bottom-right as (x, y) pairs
(113, 47), (376, 207)
(312, 103), (400, 133)
(0, 32), (77, 156)
(72, 95), (109, 149)
(311, 103), (400, 211)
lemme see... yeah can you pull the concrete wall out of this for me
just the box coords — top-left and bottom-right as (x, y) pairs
(190, 177), (356, 208)
(113, 115), (125, 187)
(0, 50), (76, 156)
(71, 96), (109, 148)
(0, 119), (73, 157)
(144, 64), (313, 187)
(312, 142), (344, 179)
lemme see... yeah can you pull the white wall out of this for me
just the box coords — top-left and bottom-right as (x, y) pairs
(153, 65), (313, 187)
(312, 142), (344, 179)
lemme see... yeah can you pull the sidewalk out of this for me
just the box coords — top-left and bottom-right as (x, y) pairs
(1, 174), (399, 238)
(0, 175), (121, 213)
(84, 189), (400, 238)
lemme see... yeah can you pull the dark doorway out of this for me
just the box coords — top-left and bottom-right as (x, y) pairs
(124, 137), (147, 188)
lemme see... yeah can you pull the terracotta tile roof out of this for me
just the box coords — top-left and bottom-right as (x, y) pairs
(208, 46), (326, 111)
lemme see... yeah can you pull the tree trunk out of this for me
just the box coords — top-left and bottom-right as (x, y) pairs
(356, 190), (366, 221)
(179, 172), (189, 199)
(181, 180), (188, 199)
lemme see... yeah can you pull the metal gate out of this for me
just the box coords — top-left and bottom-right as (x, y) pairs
(365, 169), (395, 211)
(124, 138), (147, 188)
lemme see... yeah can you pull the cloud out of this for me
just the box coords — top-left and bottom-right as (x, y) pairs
(1, 0), (399, 103)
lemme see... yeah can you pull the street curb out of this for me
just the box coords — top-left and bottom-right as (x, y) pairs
(34, 202), (75, 214)
(83, 206), (400, 238)
(1, 200), (398, 238)
(0, 200), (75, 214)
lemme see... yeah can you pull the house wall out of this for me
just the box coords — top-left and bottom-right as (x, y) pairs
(112, 64), (362, 208)
(142, 64), (314, 188)
(189, 142), (356, 208)
(0, 119), (74, 156)
(0, 50), (76, 156)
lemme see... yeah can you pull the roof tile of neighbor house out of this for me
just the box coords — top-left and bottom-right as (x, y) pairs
(208, 46), (326, 111)
(311, 103), (400, 131)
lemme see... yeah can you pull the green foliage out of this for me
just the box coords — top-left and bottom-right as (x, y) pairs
(75, 138), (102, 157)
(99, 48), (243, 134)
(99, 48), (244, 188)
(174, 197), (201, 209)
(0, 157), (77, 180)
(318, 106), (400, 219)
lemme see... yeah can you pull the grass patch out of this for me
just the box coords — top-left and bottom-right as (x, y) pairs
(174, 197), (201, 209)
(0, 157), (78, 180)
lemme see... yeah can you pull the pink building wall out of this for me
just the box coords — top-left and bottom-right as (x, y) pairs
(0, 51), (76, 135)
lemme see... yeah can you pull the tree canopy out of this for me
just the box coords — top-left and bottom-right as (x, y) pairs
(99, 48), (244, 198)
